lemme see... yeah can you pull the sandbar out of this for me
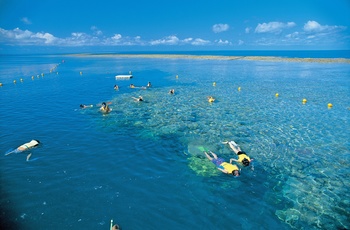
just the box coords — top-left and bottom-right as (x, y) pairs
(69, 53), (350, 64)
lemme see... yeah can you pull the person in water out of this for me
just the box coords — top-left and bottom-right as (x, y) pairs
(100, 102), (112, 113)
(80, 104), (93, 109)
(223, 141), (253, 167)
(147, 82), (152, 88)
(129, 84), (135, 88)
(5, 140), (40, 161)
(207, 96), (215, 103)
(169, 89), (175, 94)
(132, 96), (143, 102)
(204, 151), (240, 176)
(114, 85), (119, 90)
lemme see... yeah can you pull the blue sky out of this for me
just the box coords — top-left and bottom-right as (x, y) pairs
(0, 0), (349, 53)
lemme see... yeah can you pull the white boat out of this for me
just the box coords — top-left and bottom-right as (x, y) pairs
(115, 74), (133, 79)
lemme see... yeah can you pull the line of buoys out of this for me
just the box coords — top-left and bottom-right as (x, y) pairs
(211, 82), (337, 109)
(2, 61), (64, 88)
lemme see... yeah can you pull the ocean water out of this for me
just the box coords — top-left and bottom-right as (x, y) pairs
(0, 54), (349, 230)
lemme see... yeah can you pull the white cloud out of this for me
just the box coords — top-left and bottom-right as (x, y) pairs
(21, 17), (32, 25)
(91, 26), (103, 36)
(303, 21), (322, 32)
(1, 28), (216, 47)
(0, 27), (57, 45)
(112, 34), (122, 40)
(183, 38), (193, 43)
(150, 35), (179, 45)
(212, 24), (229, 33)
(191, 38), (210, 45)
(33, 32), (56, 44)
(238, 40), (244, 45)
(215, 39), (231, 45)
(286, 32), (299, 38)
(245, 27), (251, 34)
(303, 20), (346, 33)
(255, 21), (296, 33)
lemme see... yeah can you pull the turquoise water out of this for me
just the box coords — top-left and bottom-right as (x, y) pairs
(0, 55), (349, 229)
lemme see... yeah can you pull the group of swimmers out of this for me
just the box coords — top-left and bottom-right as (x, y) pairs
(80, 81), (178, 115)
(205, 141), (253, 177)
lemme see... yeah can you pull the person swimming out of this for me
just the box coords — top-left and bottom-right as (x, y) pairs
(147, 82), (152, 88)
(208, 96), (215, 103)
(130, 84), (135, 88)
(223, 141), (253, 167)
(204, 151), (240, 176)
(80, 104), (93, 109)
(132, 96), (143, 102)
(5, 140), (41, 161)
(169, 89), (175, 94)
(100, 102), (112, 113)
(114, 85), (119, 90)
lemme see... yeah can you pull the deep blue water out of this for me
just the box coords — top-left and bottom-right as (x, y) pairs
(0, 54), (349, 230)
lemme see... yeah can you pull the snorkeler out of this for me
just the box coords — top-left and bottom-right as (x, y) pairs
(223, 141), (253, 167)
(100, 102), (112, 113)
(130, 84), (147, 90)
(169, 89), (175, 94)
(80, 104), (93, 109)
(114, 85), (119, 90)
(208, 96), (215, 103)
(147, 82), (152, 87)
(132, 96), (143, 102)
(204, 151), (240, 177)
(5, 140), (40, 161)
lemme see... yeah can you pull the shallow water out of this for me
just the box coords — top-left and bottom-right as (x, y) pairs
(0, 55), (349, 229)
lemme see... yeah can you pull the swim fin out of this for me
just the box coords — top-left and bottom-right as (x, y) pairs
(197, 146), (208, 152)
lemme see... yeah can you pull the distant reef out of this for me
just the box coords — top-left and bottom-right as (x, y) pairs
(69, 53), (350, 64)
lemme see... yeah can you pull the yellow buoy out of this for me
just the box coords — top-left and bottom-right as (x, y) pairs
(0, 83), (3, 87)
(213, 82), (216, 86)
(275, 93), (279, 97)
(41, 73), (44, 77)
(13, 80), (17, 84)
(327, 103), (333, 108)
(238, 87), (241, 91)
(80, 71), (83, 75)
(302, 98), (307, 104)
(176, 75), (179, 79)
(20, 78), (23, 82)
(31, 76), (34, 80)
